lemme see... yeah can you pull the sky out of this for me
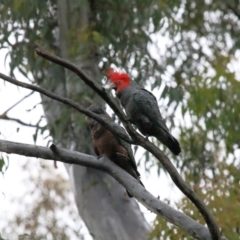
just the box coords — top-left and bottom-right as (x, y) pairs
(0, 43), (184, 239)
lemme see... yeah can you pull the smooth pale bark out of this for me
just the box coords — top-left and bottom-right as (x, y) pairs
(35, 0), (150, 239)
(0, 139), (228, 240)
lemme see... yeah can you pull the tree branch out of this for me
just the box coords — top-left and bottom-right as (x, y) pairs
(0, 139), (227, 240)
(34, 45), (127, 123)
(0, 72), (133, 144)
(0, 58), (221, 239)
(0, 115), (44, 129)
(32, 46), (221, 240)
(0, 91), (43, 128)
(34, 45), (140, 143)
(2, 91), (34, 115)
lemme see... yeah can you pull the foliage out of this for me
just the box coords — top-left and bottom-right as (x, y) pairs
(1, 0), (239, 168)
(150, 161), (240, 239)
(0, 0), (178, 83)
(0, 160), (84, 240)
(0, 0), (179, 155)
(162, 0), (240, 168)
(148, 0), (240, 238)
(1, 0), (240, 238)
(0, 155), (9, 175)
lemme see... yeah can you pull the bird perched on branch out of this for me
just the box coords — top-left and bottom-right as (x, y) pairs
(86, 104), (144, 197)
(107, 69), (181, 155)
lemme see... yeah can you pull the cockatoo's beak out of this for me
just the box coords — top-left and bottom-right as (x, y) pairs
(108, 82), (117, 90)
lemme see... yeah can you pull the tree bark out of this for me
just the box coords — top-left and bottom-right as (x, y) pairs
(36, 0), (150, 239)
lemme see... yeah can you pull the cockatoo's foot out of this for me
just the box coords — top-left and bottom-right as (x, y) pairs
(144, 135), (149, 141)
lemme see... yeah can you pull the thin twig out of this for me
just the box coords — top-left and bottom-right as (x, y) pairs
(0, 92), (42, 128)
(2, 91), (34, 115)
(0, 115), (44, 129)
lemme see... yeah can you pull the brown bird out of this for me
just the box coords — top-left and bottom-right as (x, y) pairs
(87, 104), (144, 197)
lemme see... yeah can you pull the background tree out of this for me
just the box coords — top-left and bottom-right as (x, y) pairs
(0, 0), (240, 239)
(0, 160), (84, 240)
(149, 1), (240, 239)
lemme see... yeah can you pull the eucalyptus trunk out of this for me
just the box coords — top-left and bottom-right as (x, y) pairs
(38, 0), (149, 239)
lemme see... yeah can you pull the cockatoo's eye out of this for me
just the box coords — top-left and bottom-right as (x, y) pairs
(117, 80), (122, 85)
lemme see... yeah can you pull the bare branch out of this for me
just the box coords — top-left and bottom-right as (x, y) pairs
(0, 139), (228, 240)
(32, 46), (221, 240)
(0, 91), (40, 128)
(0, 115), (44, 129)
(0, 53), (220, 240)
(34, 46), (142, 144)
(2, 91), (34, 115)
(0, 72), (133, 144)
(34, 45), (127, 122)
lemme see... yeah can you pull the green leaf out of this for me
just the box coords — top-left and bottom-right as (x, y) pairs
(0, 158), (5, 172)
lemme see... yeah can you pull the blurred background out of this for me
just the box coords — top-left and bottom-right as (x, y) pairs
(0, 0), (240, 239)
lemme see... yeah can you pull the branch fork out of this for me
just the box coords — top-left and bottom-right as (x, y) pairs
(0, 46), (225, 240)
